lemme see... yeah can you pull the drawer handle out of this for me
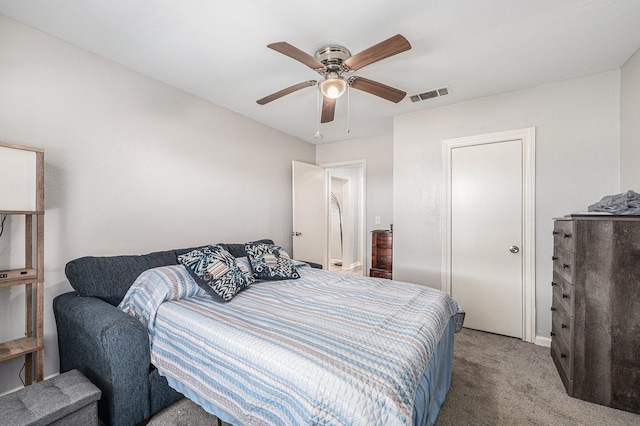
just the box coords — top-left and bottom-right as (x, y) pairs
(561, 353), (567, 359)
(551, 306), (556, 312)
(561, 323), (567, 329)
(562, 263), (570, 270)
(551, 281), (558, 287)
(562, 293), (569, 299)
(563, 232), (572, 239)
(550, 332), (555, 337)
(552, 256), (558, 260)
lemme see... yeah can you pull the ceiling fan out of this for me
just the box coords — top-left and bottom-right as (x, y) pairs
(256, 34), (411, 124)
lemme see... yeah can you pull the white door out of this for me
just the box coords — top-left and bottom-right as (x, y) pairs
(451, 139), (523, 338)
(292, 161), (327, 268)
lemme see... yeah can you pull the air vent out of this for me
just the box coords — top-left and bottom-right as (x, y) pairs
(410, 86), (451, 102)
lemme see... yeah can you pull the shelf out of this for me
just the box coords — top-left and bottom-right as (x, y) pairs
(0, 141), (45, 385)
(0, 210), (44, 215)
(0, 337), (43, 362)
(0, 268), (37, 287)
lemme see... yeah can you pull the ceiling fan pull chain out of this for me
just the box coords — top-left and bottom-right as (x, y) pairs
(347, 84), (351, 134)
(314, 87), (323, 139)
(317, 88), (320, 130)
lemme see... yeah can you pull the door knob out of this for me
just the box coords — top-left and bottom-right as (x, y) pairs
(292, 232), (302, 236)
(509, 245), (520, 254)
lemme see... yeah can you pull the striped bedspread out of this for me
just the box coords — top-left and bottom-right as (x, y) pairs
(119, 264), (464, 426)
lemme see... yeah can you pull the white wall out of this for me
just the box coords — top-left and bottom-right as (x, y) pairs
(393, 71), (620, 341)
(0, 15), (314, 393)
(621, 48), (640, 190)
(316, 135), (393, 273)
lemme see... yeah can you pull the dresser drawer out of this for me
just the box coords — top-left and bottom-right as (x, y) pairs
(553, 220), (575, 252)
(551, 271), (574, 316)
(551, 302), (573, 349)
(551, 336), (574, 394)
(552, 247), (574, 283)
(374, 255), (392, 271)
(370, 268), (392, 279)
(373, 247), (392, 257)
(373, 235), (392, 249)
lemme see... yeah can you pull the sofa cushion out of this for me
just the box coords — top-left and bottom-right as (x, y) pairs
(65, 248), (199, 306)
(64, 241), (275, 307)
(219, 239), (274, 258)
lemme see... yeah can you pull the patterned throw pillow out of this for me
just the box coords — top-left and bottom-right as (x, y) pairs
(178, 245), (254, 301)
(236, 256), (253, 277)
(245, 242), (300, 281)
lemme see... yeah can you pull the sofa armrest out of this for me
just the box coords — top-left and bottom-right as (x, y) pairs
(54, 292), (151, 426)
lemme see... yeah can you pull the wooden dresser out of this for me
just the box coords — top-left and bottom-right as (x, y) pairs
(370, 230), (392, 279)
(551, 215), (640, 414)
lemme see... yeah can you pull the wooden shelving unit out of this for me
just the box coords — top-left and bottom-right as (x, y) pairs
(0, 141), (44, 385)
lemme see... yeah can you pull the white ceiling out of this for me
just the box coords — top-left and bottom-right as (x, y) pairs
(1, 1), (640, 144)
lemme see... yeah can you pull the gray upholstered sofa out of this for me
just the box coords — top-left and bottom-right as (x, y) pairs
(53, 239), (275, 426)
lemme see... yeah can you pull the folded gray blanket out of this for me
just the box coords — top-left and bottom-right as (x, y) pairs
(588, 190), (640, 215)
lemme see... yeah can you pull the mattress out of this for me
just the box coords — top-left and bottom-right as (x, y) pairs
(120, 263), (464, 425)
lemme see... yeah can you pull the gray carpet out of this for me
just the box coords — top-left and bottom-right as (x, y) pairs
(147, 328), (640, 425)
(436, 329), (639, 425)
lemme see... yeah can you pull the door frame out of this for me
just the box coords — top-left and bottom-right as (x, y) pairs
(441, 128), (536, 342)
(320, 160), (367, 275)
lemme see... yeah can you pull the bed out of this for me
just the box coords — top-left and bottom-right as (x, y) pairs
(119, 257), (464, 426)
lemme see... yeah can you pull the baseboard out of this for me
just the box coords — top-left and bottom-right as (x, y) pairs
(535, 335), (551, 348)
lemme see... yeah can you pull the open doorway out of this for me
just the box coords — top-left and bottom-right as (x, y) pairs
(324, 162), (366, 276)
(329, 177), (347, 269)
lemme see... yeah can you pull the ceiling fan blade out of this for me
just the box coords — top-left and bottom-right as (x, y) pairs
(321, 96), (336, 123)
(257, 80), (316, 105)
(350, 77), (406, 103)
(268, 42), (325, 70)
(344, 34), (411, 71)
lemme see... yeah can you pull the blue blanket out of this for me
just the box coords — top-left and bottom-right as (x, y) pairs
(120, 264), (464, 425)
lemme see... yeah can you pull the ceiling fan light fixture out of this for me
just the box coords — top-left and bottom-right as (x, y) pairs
(319, 75), (347, 99)
(258, 35), (412, 127)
